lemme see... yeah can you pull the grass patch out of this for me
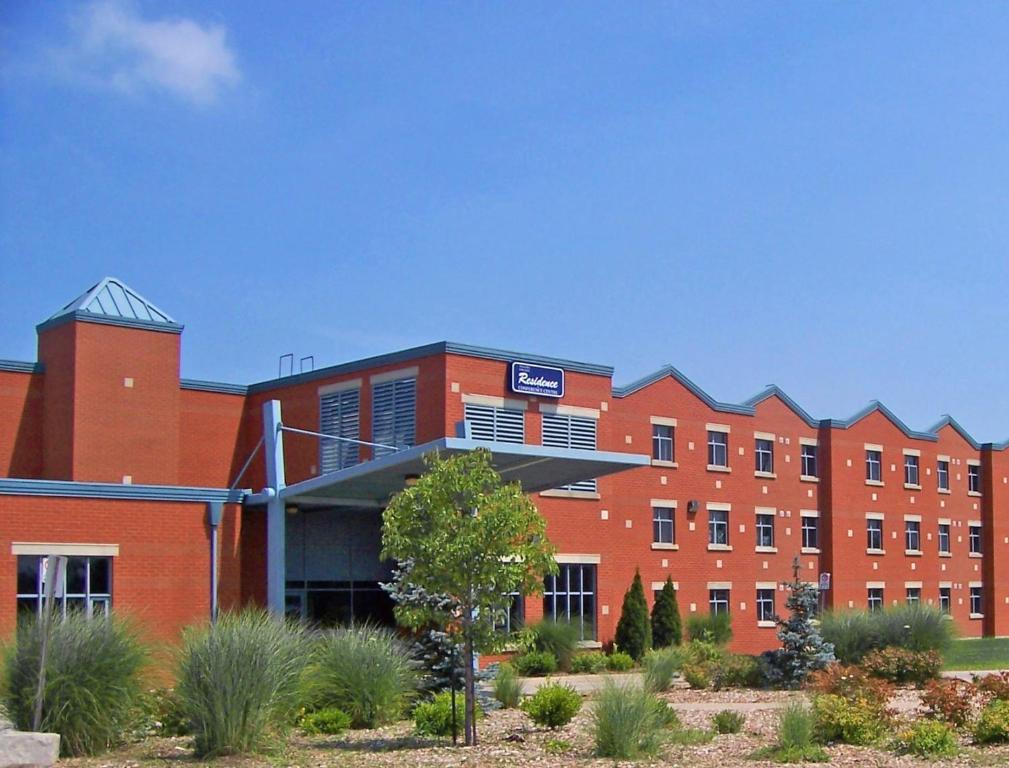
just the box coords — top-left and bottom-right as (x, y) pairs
(943, 638), (1009, 671)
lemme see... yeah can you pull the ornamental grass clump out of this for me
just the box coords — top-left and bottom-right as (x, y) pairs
(529, 620), (580, 672)
(592, 679), (665, 759)
(3, 612), (147, 757)
(752, 701), (828, 763)
(820, 604), (953, 664)
(176, 610), (309, 757)
(304, 624), (417, 729)
(643, 647), (681, 693)
(492, 663), (522, 708)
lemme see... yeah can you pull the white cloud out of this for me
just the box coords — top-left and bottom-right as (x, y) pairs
(59, 1), (240, 105)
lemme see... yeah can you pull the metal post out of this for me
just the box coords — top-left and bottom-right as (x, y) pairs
(33, 555), (66, 731)
(263, 400), (287, 615)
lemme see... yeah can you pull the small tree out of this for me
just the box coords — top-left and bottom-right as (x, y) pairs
(382, 449), (556, 746)
(762, 578), (835, 688)
(651, 577), (681, 648)
(614, 570), (651, 661)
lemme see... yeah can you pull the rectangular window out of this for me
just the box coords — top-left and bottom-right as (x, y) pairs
(542, 413), (598, 493)
(709, 509), (729, 546)
(867, 587), (883, 612)
(969, 464), (982, 494)
(543, 564), (596, 641)
(16, 555), (112, 620)
(494, 592), (524, 635)
(939, 587), (951, 614)
(801, 516), (819, 550)
(464, 403), (525, 444)
(938, 523), (951, 554)
(756, 513), (775, 548)
(971, 586), (983, 616)
(756, 589), (775, 622)
(652, 507), (675, 545)
(905, 520), (920, 552)
(755, 439), (774, 474)
(320, 388), (361, 472)
(906, 587), (921, 605)
(867, 519), (883, 551)
(372, 378), (416, 457)
(652, 424), (674, 462)
(969, 524), (982, 555)
(708, 431), (728, 468)
(904, 454), (919, 486)
(937, 460), (950, 490)
(866, 450), (882, 482)
(709, 589), (730, 616)
(800, 444), (818, 478)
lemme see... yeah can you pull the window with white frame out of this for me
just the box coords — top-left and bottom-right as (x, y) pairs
(867, 587), (883, 612)
(939, 587), (951, 614)
(17, 555), (112, 619)
(372, 377), (416, 457)
(866, 449), (882, 482)
(494, 592), (524, 635)
(756, 513), (775, 548)
(969, 524), (982, 554)
(708, 430), (728, 467)
(755, 439), (774, 474)
(652, 424), (674, 462)
(652, 506), (675, 545)
(709, 588), (730, 616)
(542, 412), (598, 492)
(543, 564), (596, 641)
(905, 520), (921, 552)
(800, 443), (818, 478)
(464, 403), (525, 444)
(970, 586), (983, 615)
(867, 518), (883, 551)
(801, 515), (819, 550)
(709, 509), (729, 546)
(937, 460), (950, 490)
(756, 588), (775, 622)
(969, 464), (982, 494)
(906, 587), (920, 605)
(938, 523), (951, 554)
(904, 454), (919, 486)
(320, 387), (360, 472)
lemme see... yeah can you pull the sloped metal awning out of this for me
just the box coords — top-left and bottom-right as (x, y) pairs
(279, 437), (649, 508)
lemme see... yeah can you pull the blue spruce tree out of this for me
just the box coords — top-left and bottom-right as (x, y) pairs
(762, 577), (835, 688)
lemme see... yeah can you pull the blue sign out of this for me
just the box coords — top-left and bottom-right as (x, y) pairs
(510, 362), (564, 398)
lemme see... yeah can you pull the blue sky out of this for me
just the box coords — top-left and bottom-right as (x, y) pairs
(3, 2), (1009, 441)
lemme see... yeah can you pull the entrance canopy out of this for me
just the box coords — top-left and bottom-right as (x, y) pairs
(280, 437), (649, 508)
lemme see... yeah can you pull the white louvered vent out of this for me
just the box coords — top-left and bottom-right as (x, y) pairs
(372, 378), (416, 457)
(464, 403), (525, 444)
(319, 388), (360, 472)
(542, 413), (597, 492)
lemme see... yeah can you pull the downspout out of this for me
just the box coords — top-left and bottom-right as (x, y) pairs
(207, 501), (223, 623)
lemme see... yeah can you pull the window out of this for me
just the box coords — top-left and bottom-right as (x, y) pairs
(904, 454), (919, 486)
(542, 412), (598, 492)
(938, 523), (951, 554)
(372, 378), (416, 457)
(494, 592), (524, 635)
(464, 403), (525, 444)
(16, 555), (112, 620)
(652, 424), (674, 462)
(709, 589), (730, 616)
(800, 443), (818, 478)
(906, 587), (920, 605)
(867, 587), (883, 612)
(905, 520), (920, 552)
(867, 519), (883, 551)
(708, 431), (728, 468)
(755, 439), (774, 474)
(866, 450), (882, 482)
(969, 524), (982, 555)
(320, 388), (360, 471)
(756, 513), (775, 548)
(543, 564), (596, 641)
(937, 460), (950, 491)
(971, 586), (983, 616)
(756, 589), (775, 622)
(709, 509), (729, 546)
(969, 464), (982, 494)
(939, 587), (951, 614)
(652, 507), (675, 545)
(801, 516), (819, 550)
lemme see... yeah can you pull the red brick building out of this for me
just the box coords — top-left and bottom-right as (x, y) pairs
(2, 278), (1007, 653)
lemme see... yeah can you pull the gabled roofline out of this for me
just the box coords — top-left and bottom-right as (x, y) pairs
(927, 415), (981, 451)
(743, 385), (819, 428)
(823, 400), (938, 441)
(612, 365), (754, 415)
(0, 359), (43, 374)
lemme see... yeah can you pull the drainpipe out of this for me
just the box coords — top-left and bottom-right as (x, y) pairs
(207, 501), (223, 623)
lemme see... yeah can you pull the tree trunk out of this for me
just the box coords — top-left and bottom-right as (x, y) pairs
(464, 632), (476, 745)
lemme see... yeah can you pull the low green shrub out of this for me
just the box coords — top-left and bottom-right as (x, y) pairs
(686, 613), (733, 645)
(820, 604), (954, 664)
(521, 682), (582, 729)
(666, 727), (715, 745)
(135, 687), (189, 737)
(643, 648), (681, 693)
(682, 663), (710, 690)
(711, 654), (761, 689)
(513, 650), (558, 677)
(921, 678), (978, 727)
(651, 698), (682, 729)
(752, 702), (828, 763)
(528, 620), (580, 672)
(413, 691), (478, 737)
(812, 693), (889, 745)
(299, 707), (351, 735)
(543, 737), (572, 754)
(3, 613), (147, 757)
(894, 719), (958, 758)
(493, 663), (522, 708)
(606, 651), (634, 671)
(570, 651), (608, 674)
(592, 679), (665, 759)
(974, 699), (1009, 744)
(712, 709), (745, 734)
(682, 639), (724, 665)
(304, 624), (417, 729)
(861, 647), (942, 685)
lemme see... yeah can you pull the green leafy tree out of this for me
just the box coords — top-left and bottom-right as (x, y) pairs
(651, 577), (682, 648)
(382, 449), (556, 746)
(615, 570), (651, 661)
